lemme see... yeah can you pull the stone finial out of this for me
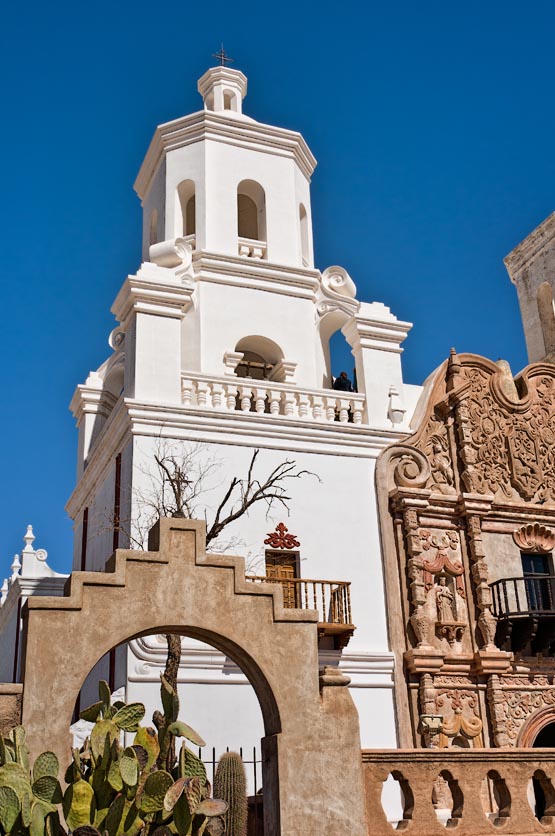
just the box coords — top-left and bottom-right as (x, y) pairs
(446, 347), (462, 392)
(0, 578), (8, 605)
(10, 553), (21, 582)
(23, 525), (35, 551)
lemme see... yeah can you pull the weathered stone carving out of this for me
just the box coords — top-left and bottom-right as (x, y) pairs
(487, 674), (555, 746)
(379, 353), (555, 750)
(421, 530), (465, 599)
(513, 522), (555, 553)
(436, 688), (483, 748)
(477, 608), (497, 650)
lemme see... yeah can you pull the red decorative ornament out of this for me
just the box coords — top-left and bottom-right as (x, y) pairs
(264, 523), (300, 550)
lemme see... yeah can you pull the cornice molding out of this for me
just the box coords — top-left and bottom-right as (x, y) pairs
(134, 110), (317, 200)
(65, 397), (410, 518)
(343, 308), (412, 354)
(111, 266), (194, 328)
(192, 251), (320, 298)
(127, 637), (395, 686)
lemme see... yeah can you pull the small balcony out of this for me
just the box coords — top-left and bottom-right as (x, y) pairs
(490, 575), (555, 654)
(245, 576), (355, 649)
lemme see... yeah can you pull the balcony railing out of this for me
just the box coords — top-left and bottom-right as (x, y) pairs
(490, 575), (555, 654)
(245, 576), (355, 648)
(181, 373), (367, 425)
(363, 748), (555, 834)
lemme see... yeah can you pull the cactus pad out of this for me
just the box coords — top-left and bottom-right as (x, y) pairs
(113, 703), (145, 732)
(167, 721), (205, 747)
(140, 771), (174, 813)
(33, 751), (59, 783)
(63, 778), (96, 831)
(0, 785), (21, 832)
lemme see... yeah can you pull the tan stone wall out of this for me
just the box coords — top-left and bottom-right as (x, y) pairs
(18, 518), (367, 836)
(0, 684), (22, 735)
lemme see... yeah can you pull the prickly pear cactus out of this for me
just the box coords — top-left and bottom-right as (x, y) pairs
(213, 752), (248, 836)
(0, 678), (227, 836)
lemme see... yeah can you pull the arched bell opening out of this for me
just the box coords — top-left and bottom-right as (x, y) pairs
(317, 310), (356, 392)
(237, 180), (266, 257)
(234, 336), (284, 382)
(176, 179), (196, 238)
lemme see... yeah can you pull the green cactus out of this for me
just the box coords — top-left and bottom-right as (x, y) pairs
(0, 677), (228, 836)
(0, 785), (20, 832)
(213, 751), (248, 836)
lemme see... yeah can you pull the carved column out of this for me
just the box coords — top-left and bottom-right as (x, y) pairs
(487, 675), (511, 747)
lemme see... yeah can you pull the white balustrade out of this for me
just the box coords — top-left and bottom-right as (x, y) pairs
(237, 237), (267, 259)
(181, 374), (366, 425)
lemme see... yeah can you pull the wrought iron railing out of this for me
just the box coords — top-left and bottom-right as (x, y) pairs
(245, 576), (352, 624)
(490, 575), (555, 618)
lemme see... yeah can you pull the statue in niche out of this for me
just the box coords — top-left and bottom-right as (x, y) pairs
(430, 438), (454, 488)
(435, 577), (455, 623)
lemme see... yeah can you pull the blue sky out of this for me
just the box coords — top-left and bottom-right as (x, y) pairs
(1, 0), (553, 575)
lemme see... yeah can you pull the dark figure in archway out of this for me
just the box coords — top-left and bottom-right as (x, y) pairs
(333, 371), (353, 392)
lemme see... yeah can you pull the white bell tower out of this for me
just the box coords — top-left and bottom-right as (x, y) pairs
(137, 64), (316, 269)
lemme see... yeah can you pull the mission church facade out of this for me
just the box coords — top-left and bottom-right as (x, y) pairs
(3, 59), (555, 804)
(60, 62), (422, 760)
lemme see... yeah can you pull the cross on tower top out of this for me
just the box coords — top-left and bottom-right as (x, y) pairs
(213, 45), (233, 67)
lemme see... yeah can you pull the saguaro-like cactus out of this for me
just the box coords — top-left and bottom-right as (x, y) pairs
(213, 752), (248, 836)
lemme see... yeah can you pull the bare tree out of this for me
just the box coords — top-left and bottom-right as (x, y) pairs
(112, 441), (318, 695)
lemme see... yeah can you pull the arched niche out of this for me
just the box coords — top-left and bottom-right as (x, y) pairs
(235, 335), (284, 381)
(176, 179), (196, 237)
(537, 281), (555, 356)
(237, 180), (266, 242)
(19, 518), (367, 835)
(223, 89), (237, 112)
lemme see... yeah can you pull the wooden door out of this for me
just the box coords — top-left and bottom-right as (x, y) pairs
(265, 551), (299, 608)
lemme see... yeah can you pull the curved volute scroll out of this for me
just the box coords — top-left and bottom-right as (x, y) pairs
(316, 266), (359, 323)
(393, 447), (432, 491)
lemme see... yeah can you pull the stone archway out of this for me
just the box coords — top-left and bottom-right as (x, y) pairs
(518, 707), (555, 748)
(19, 518), (367, 836)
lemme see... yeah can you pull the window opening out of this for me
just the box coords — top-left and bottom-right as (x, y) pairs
(521, 553), (553, 611)
(112, 453), (122, 552)
(80, 507), (89, 571)
(237, 194), (258, 240)
(185, 195), (196, 236)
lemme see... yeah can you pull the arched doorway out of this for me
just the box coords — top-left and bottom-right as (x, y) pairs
(20, 517), (367, 836)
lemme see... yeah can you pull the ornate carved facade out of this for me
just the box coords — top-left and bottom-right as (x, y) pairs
(377, 351), (555, 750)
